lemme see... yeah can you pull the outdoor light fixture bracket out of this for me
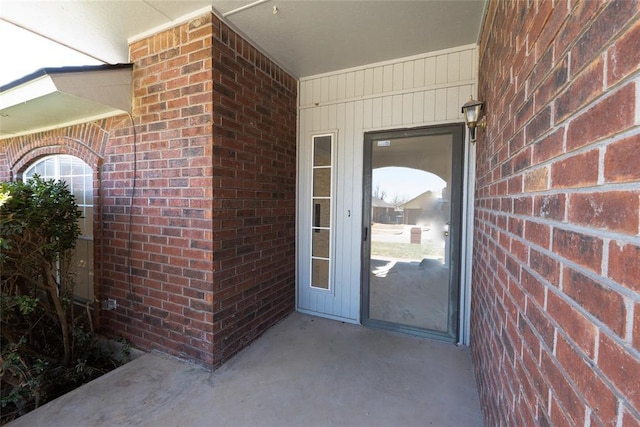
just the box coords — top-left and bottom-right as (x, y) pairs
(461, 97), (486, 143)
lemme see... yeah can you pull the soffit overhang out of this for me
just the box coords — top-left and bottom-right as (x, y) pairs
(0, 64), (132, 139)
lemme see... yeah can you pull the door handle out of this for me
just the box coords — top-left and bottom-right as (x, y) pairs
(314, 203), (320, 232)
(363, 227), (368, 242)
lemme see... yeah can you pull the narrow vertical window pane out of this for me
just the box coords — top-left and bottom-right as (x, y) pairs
(313, 169), (331, 197)
(312, 229), (330, 258)
(313, 199), (331, 228)
(84, 208), (93, 236)
(33, 161), (45, 176)
(313, 136), (332, 166)
(72, 175), (84, 204)
(72, 158), (86, 175)
(84, 175), (93, 204)
(312, 259), (329, 289)
(59, 158), (72, 176)
(73, 238), (93, 301)
(44, 158), (56, 177)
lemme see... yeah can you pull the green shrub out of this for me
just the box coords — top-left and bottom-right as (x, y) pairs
(0, 176), (122, 424)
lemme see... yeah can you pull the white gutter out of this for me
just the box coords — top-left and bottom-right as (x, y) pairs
(223, 0), (270, 17)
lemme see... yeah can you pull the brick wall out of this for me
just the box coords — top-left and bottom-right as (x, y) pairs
(210, 18), (297, 363)
(1, 121), (122, 340)
(472, 1), (640, 426)
(98, 15), (217, 363)
(0, 12), (297, 367)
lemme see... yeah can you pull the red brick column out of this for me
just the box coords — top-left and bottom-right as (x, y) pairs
(210, 16), (297, 363)
(100, 15), (216, 363)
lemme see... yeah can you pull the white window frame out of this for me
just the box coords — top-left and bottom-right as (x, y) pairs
(23, 155), (94, 302)
(309, 133), (336, 293)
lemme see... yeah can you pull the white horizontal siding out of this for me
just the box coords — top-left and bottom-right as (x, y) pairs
(300, 44), (477, 120)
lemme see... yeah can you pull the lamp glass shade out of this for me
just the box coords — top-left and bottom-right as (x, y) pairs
(461, 98), (484, 127)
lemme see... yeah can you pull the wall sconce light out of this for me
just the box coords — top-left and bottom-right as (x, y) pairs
(461, 97), (486, 143)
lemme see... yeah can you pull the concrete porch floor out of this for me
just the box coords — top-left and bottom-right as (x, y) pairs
(9, 312), (483, 427)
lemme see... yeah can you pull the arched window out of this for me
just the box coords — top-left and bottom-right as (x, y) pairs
(24, 155), (94, 301)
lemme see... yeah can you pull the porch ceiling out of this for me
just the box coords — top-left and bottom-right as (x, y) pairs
(0, 0), (487, 137)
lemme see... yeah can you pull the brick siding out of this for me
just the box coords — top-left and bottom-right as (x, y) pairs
(0, 12), (296, 367)
(472, 1), (640, 426)
(101, 14), (217, 363)
(210, 18), (297, 363)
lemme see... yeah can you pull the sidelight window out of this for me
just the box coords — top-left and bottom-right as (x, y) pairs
(310, 134), (333, 290)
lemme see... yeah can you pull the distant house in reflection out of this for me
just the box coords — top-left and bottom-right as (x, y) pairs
(371, 197), (397, 223)
(402, 191), (438, 225)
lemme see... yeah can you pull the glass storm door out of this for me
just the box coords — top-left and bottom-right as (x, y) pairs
(362, 125), (464, 341)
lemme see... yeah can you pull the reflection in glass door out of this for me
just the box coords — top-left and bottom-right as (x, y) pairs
(362, 125), (464, 341)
